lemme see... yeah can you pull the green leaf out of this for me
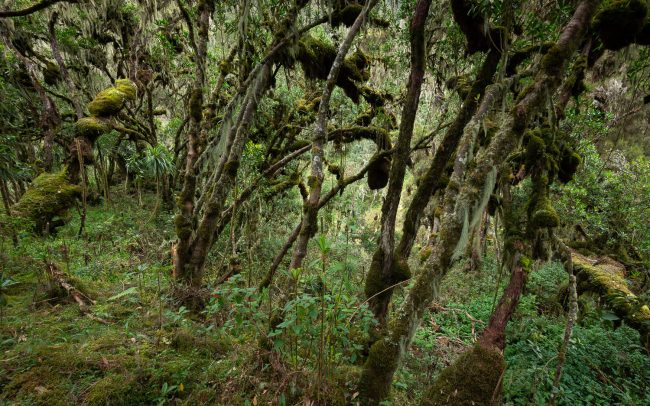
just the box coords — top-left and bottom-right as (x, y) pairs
(107, 286), (139, 301)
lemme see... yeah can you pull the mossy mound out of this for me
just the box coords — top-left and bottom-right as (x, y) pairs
(592, 0), (648, 50)
(364, 250), (411, 298)
(87, 79), (137, 117)
(12, 169), (82, 232)
(75, 116), (111, 139)
(572, 251), (650, 349)
(297, 35), (371, 103)
(421, 344), (505, 406)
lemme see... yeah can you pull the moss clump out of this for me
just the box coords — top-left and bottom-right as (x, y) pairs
(297, 35), (371, 103)
(171, 328), (232, 356)
(115, 78), (137, 99)
(422, 344), (505, 406)
(328, 126), (391, 149)
(75, 116), (111, 139)
(359, 338), (400, 402)
(367, 155), (390, 190)
(87, 79), (137, 117)
(531, 194), (560, 229)
(189, 87), (203, 122)
(558, 149), (581, 183)
(364, 251), (411, 298)
(13, 169), (82, 232)
(592, 0), (648, 50)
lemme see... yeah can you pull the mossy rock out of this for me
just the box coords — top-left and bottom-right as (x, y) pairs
(421, 344), (505, 406)
(75, 116), (111, 139)
(13, 169), (82, 232)
(592, 0), (648, 50)
(87, 79), (137, 117)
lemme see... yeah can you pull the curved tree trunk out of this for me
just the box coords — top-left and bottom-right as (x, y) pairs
(358, 1), (600, 402)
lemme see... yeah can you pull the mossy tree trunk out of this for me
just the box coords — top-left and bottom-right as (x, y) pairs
(365, 0), (432, 328)
(173, 1), (311, 304)
(358, 1), (600, 402)
(288, 0), (378, 272)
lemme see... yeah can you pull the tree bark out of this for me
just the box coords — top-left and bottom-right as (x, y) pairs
(358, 1), (600, 402)
(288, 0), (378, 271)
(365, 0), (433, 327)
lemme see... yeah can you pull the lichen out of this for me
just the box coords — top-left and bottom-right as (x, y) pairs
(13, 169), (82, 232)
(421, 344), (505, 406)
(592, 0), (648, 50)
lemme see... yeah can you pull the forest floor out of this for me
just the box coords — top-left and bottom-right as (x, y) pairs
(1, 189), (649, 405)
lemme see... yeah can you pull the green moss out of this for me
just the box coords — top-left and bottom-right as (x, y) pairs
(592, 0), (648, 50)
(572, 251), (650, 348)
(524, 131), (547, 169)
(13, 169), (82, 232)
(87, 79), (137, 117)
(531, 196), (560, 228)
(85, 373), (150, 406)
(421, 344), (505, 406)
(364, 251), (411, 298)
(359, 338), (400, 402)
(297, 35), (371, 103)
(115, 78), (137, 99)
(75, 116), (111, 139)
(189, 88), (203, 122)
(171, 328), (232, 356)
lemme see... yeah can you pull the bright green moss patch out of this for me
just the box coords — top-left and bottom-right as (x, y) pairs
(75, 116), (111, 139)
(88, 79), (137, 117)
(12, 169), (82, 231)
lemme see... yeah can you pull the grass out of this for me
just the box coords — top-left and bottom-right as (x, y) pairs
(1, 188), (649, 405)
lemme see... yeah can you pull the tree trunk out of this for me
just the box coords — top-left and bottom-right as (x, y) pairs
(288, 0), (379, 272)
(358, 2), (599, 402)
(365, 0), (432, 327)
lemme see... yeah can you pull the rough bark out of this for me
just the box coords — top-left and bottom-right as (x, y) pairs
(288, 0), (378, 271)
(358, 1), (600, 402)
(365, 0), (432, 327)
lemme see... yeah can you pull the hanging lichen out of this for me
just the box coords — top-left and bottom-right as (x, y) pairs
(592, 0), (648, 50)
(12, 169), (82, 232)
